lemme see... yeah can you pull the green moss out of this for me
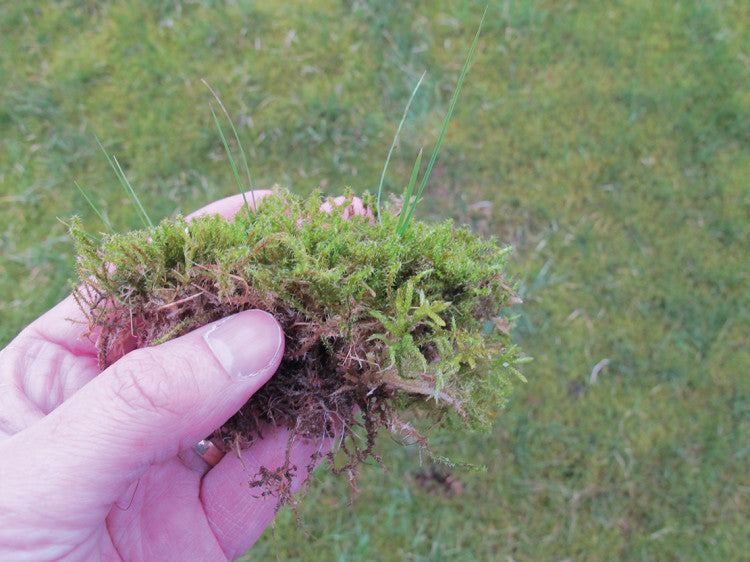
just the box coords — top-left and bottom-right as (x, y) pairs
(71, 188), (524, 502)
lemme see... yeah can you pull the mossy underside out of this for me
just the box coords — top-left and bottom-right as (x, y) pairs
(71, 189), (524, 507)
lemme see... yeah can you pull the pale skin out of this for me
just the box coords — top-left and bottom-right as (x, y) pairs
(0, 191), (354, 561)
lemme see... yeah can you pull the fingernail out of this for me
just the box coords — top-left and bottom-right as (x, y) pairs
(203, 310), (284, 381)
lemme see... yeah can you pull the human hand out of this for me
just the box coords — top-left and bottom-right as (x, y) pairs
(0, 191), (327, 561)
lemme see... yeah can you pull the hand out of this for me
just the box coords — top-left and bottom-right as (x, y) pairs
(0, 191), (327, 561)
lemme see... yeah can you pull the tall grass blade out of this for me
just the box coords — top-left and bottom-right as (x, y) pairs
(74, 181), (114, 233)
(112, 155), (153, 229)
(209, 104), (252, 221)
(400, 8), (486, 233)
(396, 148), (423, 234)
(95, 136), (153, 229)
(376, 71), (426, 223)
(202, 79), (255, 220)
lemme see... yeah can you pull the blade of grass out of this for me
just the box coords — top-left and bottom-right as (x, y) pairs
(112, 155), (153, 228)
(209, 103), (252, 221)
(202, 79), (255, 220)
(396, 148), (423, 234)
(95, 136), (153, 229)
(376, 71), (426, 223)
(74, 181), (114, 233)
(400, 7), (486, 234)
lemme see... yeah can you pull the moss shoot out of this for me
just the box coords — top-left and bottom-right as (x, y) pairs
(70, 189), (525, 507)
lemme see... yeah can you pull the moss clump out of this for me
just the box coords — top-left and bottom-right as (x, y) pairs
(71, 189), (525, 505)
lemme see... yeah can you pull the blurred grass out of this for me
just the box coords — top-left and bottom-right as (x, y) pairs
(1, 0), (748, 559)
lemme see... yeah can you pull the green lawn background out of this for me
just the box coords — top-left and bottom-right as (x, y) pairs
(1, 1), (748, 559)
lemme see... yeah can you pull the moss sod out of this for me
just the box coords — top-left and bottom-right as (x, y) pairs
(70, 188), (525, 506)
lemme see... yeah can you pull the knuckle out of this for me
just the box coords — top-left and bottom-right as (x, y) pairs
(107, 348), (196, 418)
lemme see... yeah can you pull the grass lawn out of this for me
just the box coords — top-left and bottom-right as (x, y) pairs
(1, 0), (748, 559)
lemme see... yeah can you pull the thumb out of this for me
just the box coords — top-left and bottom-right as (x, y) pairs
(2, 310), (284, 516)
